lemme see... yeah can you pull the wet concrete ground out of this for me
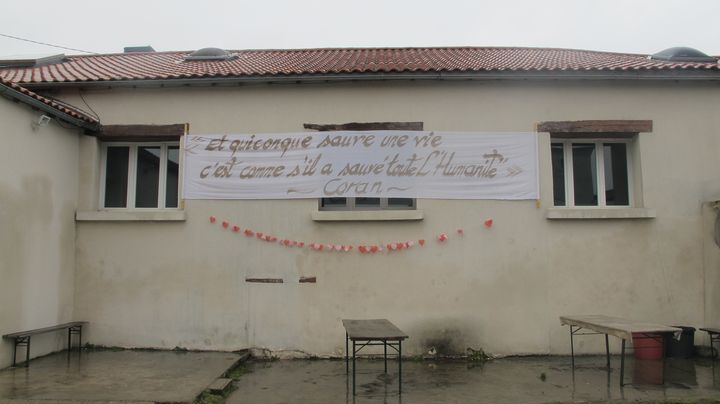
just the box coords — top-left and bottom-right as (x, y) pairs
(230, 356), (720, 404)
(0, 350), (240, 403)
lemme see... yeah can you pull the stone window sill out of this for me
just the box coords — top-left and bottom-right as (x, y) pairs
(546, 207), (656, 220)
(311, 210), (424, 222)
(76, 210), (186, 222)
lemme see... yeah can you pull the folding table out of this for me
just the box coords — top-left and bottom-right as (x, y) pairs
(342, 319), (408, 396)
(560, 315), (681, 386)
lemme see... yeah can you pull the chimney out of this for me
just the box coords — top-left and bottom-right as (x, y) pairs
(124, 46), (155, 53)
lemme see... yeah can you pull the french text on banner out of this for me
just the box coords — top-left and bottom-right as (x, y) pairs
(183, 131), (539, 200)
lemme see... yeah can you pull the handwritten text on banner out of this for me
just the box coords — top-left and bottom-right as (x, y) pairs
(183, 131), (538, 200)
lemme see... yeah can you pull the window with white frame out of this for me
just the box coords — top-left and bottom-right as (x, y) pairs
(319, 197), (416, 211)
(101, 142), (180, 209)
(551, 139), (631, 207)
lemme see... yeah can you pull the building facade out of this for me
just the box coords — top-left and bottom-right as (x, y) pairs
(1, 47), (719, 367)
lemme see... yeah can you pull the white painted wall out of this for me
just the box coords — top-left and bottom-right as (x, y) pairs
(60, 79), (720, 356)
(0, 101), (80, 368)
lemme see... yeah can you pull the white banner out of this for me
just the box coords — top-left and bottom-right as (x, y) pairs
(183, 131), (538, 200)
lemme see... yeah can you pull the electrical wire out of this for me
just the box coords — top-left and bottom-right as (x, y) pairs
(78, 90), (102, 122)
(0, 33), (97, 54)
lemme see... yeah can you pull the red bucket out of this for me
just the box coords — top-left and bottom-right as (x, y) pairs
(632, 333), (664, 360)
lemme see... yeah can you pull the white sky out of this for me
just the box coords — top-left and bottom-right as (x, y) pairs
(1, 0), (719, 56)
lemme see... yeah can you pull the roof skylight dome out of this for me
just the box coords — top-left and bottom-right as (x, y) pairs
(184, 47), (238, 61)
(650, 47), (716, 62)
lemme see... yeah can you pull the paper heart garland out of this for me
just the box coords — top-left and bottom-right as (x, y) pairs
(210, 213), (472, 254)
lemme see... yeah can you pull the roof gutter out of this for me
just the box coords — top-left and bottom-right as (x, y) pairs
(0, 82), (101, 132)
(17, 69), (720, 90)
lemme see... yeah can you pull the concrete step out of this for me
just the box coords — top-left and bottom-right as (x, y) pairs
(207, 377), (233, 394)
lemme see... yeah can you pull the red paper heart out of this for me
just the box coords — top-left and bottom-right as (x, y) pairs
(298, 242), (305, 248)
(256, 232), (264, 239)
(457, 228), (464, 235)
(222, 221), (229, 228)
(418, 239), (425, 246)
(232, 225), (240, 232)
(370, 245), (379, 253)
(438, 233), (448, 242)
(484, 219), (493, 228)
(209, 216), (216, 223)
(358, 246), (367, 253)
(244, 229), (254, 237)
(283, 240), (290, 246)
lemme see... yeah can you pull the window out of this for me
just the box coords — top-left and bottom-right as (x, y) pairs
(319, 197), (416, 211)
(308, 121), (422, 213)
(551, 139), (631, 207)
(101, 142), (180, 209)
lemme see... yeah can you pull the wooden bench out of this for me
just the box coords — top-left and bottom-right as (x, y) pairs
(2, 321), (87, 367)
(700, 327), (720, 359)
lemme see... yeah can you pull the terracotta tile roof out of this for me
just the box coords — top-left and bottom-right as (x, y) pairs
(0, 76), (99, 124)
(0, 47), (717, 85)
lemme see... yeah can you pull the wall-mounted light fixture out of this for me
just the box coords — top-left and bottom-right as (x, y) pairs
(31, 114), (52, 130)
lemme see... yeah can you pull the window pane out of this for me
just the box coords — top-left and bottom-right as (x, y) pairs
(104, 146), (129, 208)
(388, 198), (414, 208)
(165, 146), (179, 208)
(135, 146), (160, 208)
(551, 143), (566, 206)
(572, 143), (598, 206)
(355, 197), (381, 208)
(604, 143), (629, 206)
(320, 198), (347, 209)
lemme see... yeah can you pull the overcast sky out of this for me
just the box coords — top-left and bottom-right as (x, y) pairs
(1, 0), (719, 57)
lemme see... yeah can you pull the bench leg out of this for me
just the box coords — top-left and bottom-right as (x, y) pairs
(12, 339), (17, 367)
(352, 340), (356, 396)
(384, 340), (387, 374)
(710, 333), (717, 360)
(620, 339), (626, 387)
(25, 336), (31, 367)
(605, 334), (610, 368)
(569, 326), (575, 368)
(398, 340), (402, 394)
